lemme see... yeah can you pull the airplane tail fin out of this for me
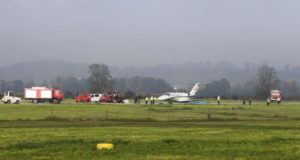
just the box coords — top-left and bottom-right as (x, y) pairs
(189, 83), (200, 96)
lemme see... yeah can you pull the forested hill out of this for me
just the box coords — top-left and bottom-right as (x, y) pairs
(1, 60), (300, 86)
(0, 60), (88, 82)
(111, 63), (300, 86)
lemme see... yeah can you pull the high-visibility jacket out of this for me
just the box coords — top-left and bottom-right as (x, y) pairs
(277, 97), (281, 101)
(150, 96), (154, 101)
(267, 98), (270, 103)
(145, 97), (149, 101)
(217, 96), (220, 101)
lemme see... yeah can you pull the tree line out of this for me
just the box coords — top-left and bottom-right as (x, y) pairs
(1, 64), (300, 99)
(197, 65), (300, 99)
(0, 64), (172, 98)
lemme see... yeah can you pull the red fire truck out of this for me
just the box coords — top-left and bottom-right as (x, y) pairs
(24, 87), (63, 104)
(270, 90), (282, 102)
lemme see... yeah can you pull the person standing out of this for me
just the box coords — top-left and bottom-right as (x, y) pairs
(137, 95), (141, 104)
(267, 98), (270, 106)
(242, 97), (246, 105)
(134, 96), (138, 104)
(145, 97), (149, 104)
(217, 96), (221, 105)
(277, 97), (281, 104)
(248, 97), (252, 105)
(150, 96), (154, 104)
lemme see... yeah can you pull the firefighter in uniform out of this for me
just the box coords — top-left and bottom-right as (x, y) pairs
(277, 97), (281, 104)
(150, 96), (154, 104)
(145, 97), (149, 104)
(217, 96), (221, 105)
(267, 98), (270, 106)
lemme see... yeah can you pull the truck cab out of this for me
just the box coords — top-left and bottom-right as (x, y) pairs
(270, 90), (282, 102)
(53, 88), (63, 102)
(2, 91), (21, 104)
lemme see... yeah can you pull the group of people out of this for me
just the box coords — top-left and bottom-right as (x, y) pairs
(216, 96), (253, 105)
(133, 96), (158, 104)
(133, 95), (142, 104)
(242, 97), (252, 105)
(217, 96), (282, 105)
(145, 96), (157, 104)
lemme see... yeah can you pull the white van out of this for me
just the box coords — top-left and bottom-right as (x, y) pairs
(90, 93), (102, 103)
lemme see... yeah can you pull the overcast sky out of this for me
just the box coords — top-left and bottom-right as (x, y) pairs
(0, 0), (300, 67)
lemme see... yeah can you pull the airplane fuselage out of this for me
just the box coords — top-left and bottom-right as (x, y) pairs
(158, 92), (192, 102)
(158, 83), (201, 103)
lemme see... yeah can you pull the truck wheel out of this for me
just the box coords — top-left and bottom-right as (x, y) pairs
(15, 100), (20, 104)
(53, 99), (58, 104)
(7, 100), (11, 104)
(33, 99), (38, 104)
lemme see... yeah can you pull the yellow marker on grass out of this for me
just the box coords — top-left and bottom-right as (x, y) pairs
(97, 143), (114, 150)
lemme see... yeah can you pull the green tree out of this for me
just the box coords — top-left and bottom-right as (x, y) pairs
(88, 64), (113, 93)
(255, 65), (280, 98)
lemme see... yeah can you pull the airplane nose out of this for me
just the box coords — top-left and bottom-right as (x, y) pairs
(158, 96), (163, 100)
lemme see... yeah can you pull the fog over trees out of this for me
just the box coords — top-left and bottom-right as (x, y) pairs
(88, 64), (113, 93)
(1, 60), (300, 99)
(3, 60), (300, 84)
(255, 65), (280, 98)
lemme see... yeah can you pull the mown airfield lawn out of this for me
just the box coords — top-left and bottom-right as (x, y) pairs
(0, 103), (300, 160)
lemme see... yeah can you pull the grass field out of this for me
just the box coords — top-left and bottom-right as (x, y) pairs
(0, 103), (300, 160)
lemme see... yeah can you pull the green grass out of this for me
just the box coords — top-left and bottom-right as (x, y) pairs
(1, 103), (300, 121)
(0, 103), (300, 160)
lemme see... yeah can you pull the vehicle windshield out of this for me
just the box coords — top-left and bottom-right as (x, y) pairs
(108, 92), (120, 97)
(55, 90), (61, 94)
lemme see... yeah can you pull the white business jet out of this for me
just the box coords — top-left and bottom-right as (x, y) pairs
(158, 83), (201, 103)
